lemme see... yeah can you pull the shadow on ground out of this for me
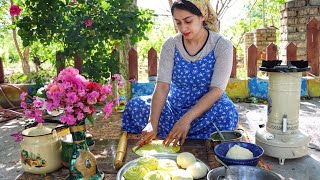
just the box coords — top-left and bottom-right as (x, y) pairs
(0, 98), (319, 180)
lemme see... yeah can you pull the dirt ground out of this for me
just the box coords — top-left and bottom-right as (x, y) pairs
(1, 99), (319, 179)
(235, 99), (320, 180)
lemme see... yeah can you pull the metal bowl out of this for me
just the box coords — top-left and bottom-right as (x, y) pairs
(207, 165), (284, 180)
(116, 153), (210, 180)
(210, 129), (244, 146)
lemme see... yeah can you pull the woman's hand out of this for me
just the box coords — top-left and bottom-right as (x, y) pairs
(163, 118), (191, 146)
(136, 122), (158, 146)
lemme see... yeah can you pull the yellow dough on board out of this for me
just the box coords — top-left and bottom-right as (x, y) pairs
(133, 140), (180, 156)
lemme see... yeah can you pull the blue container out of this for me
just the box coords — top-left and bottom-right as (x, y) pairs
(214, 142), (264, 166)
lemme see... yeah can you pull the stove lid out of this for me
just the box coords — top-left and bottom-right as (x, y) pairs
(260, 60), (311, 72)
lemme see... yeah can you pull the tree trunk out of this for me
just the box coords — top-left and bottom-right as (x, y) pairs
(118, 0), (138, 80)
(10, 0), (30, 74)
(22, 47), (30, 73)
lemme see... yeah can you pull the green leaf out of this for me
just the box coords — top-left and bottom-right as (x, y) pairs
(86, 115), (95, 125)
(100, 1), (110, 10)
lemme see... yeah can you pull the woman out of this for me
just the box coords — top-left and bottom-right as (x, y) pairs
(122, 0), (238, 147)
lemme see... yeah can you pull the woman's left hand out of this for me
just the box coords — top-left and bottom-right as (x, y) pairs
(163, 118), (191, 146)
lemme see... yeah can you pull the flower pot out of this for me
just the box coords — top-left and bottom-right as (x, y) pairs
(68, 120), (104, 180)
(20, 124), (62, 174)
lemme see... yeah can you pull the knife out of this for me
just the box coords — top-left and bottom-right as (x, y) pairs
(134, 143), (144, 152)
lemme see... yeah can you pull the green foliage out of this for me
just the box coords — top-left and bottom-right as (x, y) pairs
(6, 69), (55, 96)
(16, 0), (154, 82)
(6, 72), (28, 84)
(137, 17), (176, 80)
(138, 18), (176, 60)
(236, 66), (268, 79)
(236, 66), (247, 79)
(0, 0), (61, 71)
(0, 0), (14, 63)
(223, 0), (287, 57)
(29, 42), (59, 66)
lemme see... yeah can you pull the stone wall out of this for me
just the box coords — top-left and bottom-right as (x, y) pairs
(280, 0), (320, 61)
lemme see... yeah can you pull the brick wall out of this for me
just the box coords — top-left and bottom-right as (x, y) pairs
(280, 0), (320, 61)
(255, 27), (277, 65)
(243, 28), (276, 67)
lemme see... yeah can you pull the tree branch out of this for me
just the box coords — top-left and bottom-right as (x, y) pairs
(10, 1), (23, 64)
(10, 0), (30, 74)
(213, 0), (235, 18)
(219, 0), (234, 19)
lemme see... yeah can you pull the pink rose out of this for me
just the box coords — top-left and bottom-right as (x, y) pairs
(83, 19), (93, 27)
(10, 4), (22, 16)
(112, 74), (121, 81)
(129, 78), (136, 83)
(103, 101), (114, 118)
(20, 92), (27, 101)
(66, 114), (76, 125)
(20, 101), (27, 109)
(11, 131), (23, 142)
(87, 91), (99, 104)
(35, 116), (44, 123)
(101, 83), (112, 94)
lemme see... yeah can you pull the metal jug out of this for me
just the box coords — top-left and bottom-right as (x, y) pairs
(20, 124), (62, 174)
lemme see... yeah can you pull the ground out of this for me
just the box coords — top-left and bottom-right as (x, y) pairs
(0, 99), (319, 179)
(235, 100), (320, 179)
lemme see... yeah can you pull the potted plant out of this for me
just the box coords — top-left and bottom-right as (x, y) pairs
(20, 67), (121, 179)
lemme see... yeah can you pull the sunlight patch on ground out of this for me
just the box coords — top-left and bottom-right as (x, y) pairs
(101, 149), (109, 156)
(310, 154), (320, 162)
(6, 166), (15, 171)
(245, 107), (267, 122)
(301, 101), (318, 107)
(0, 120), (22, 130)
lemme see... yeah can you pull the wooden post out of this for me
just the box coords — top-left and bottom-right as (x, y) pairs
(56, 51), (65, 76)
(307, 18), (319, 76)
(266, 43), (277, 60)
(247, 44), (258, 77)
(230, 46), (237, 78)
(74, 53), (83, 73)
(148, 48), (157, 78)
(0, 57), (4, 83)
(286, 42), (297, 61)
(111, 49), (120, 74)
(128, 48), (138, 80)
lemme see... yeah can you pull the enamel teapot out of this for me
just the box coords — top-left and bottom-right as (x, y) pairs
(20, 124), (62, 174)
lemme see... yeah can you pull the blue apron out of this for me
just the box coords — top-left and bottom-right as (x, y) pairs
(122, 48), (238, 139)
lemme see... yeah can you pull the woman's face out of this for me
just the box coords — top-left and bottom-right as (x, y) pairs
(173, 8), (205, 40)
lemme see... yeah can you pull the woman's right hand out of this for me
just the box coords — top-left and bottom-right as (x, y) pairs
(136, 122), (158, 146)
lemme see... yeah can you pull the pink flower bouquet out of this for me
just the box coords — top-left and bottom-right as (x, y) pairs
(21, 67), (118, 125)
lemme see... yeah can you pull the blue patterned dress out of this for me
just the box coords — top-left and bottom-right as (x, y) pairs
(122, 48), (238, 139)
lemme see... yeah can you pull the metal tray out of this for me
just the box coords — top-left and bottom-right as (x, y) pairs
(116, 153), (210, 180)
